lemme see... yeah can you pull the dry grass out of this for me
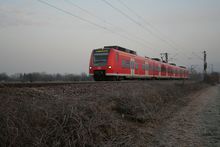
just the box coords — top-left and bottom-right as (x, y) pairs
(204, 72), (219, 85)
(0, 82), (207, 147)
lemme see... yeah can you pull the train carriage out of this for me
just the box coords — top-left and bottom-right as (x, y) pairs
(89, 46), (189, 81)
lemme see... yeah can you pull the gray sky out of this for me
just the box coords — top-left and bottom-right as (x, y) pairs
(0, 0), (220, 74)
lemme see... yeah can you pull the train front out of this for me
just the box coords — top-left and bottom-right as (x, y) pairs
(89, 48), (113, 81)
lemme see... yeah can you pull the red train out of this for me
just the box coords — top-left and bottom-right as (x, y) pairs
(89, 46), (189, 81)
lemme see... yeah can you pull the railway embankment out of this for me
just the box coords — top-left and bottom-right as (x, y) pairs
(0, 81), (210, 146)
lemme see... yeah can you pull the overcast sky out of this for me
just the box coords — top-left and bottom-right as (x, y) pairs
(0, 0), (220, 74)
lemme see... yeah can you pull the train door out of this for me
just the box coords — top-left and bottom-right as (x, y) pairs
(153, 62), (156, 78)
(115, 52), (119, 72)
(130, 58), (135, 77)
(148, 61), (153, 77)
(158, 64), (161, 77)
(145, 61), (149, 77)
(165, 66), (168, 77)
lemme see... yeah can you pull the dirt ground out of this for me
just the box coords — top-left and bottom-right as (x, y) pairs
(150, 84), (220, 147)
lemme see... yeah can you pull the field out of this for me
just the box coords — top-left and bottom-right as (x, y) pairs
(0, 81), (218, 146)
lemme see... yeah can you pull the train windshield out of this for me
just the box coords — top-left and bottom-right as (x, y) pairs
(93, 49), (109, 66)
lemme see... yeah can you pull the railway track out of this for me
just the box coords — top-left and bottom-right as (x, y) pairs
(0, 80), (191, 88)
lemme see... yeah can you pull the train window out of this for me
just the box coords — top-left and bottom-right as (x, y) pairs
(157, 66), (160, 72)
(135, 63), (138, 70)
(130, 61), (134, 69)
(154, 66), (158, 72)
(158, 66), (161, 72)
(142, 64), (145, 70)
(150, 65), (152, 71)
(122, 60), (130, 68)
(93, 52), (109, 66)
(145, 64), (149, 71)
(150, 65), (154, 71)
(126, 60), (130, 68)
(149, 65), (152, 71)
(122, 60), (125, 67)
(161, 65), (166, 72)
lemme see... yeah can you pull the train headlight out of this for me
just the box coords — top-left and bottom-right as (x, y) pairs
(89, 66), (92, 69)
(108, 66), (112, 69)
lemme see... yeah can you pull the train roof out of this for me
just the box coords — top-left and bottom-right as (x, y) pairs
(104, 46), (137, 55)
(151, 58), (161, 62)
(169, 63), (176, 66)
(179, 66), (186, 69)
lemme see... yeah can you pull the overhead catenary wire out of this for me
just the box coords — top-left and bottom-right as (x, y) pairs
(117, 0), (182, 51)
(37, 0), (110, 32)
(65, 0), (112, 26)
(64, 0), (156, 48)
(36, 0), (157, 54)
(192, 52), (203, 61)
(102, 0), (179, 50)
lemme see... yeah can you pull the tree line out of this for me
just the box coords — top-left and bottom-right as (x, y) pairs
(0, 72), (92, 82)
